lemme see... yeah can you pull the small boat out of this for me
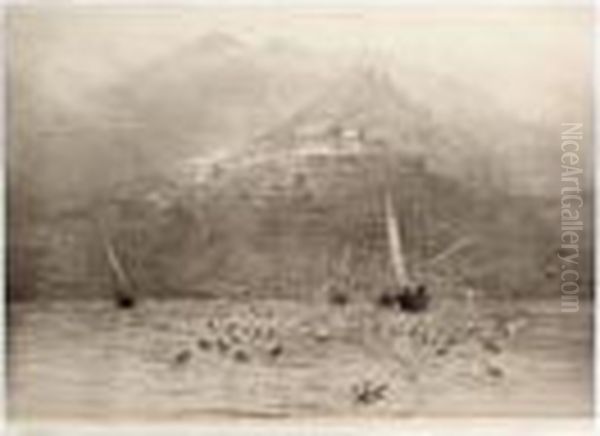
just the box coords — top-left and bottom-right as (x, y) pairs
(116, 292), (136, 310)
(382, 191), (430, 313)
(397, 284), (430, 313)
(97, 218), (137, 311)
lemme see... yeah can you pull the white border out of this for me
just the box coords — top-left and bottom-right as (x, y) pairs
(0, 1), (595, 435)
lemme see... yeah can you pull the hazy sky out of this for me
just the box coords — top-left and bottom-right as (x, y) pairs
(9, 6), (592, 123)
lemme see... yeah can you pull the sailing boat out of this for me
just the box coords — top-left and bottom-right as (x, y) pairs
(382, 190), (430, 313)
(97, 217), (137, 310)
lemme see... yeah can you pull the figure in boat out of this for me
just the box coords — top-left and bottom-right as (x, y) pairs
(397, 284), (430, 313)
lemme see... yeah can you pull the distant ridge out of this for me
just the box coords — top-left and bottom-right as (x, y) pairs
(191, 31), (247, 54)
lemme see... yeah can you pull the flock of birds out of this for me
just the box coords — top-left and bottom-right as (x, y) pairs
(171, 309), (287, 368)
(113, 280), (530, 408)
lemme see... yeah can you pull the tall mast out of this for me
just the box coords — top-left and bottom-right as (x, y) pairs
(96, 216), (136, 306)
(385, 190), (411, 286)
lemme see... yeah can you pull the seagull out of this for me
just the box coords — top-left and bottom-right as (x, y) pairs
(173, 349), (192, 366)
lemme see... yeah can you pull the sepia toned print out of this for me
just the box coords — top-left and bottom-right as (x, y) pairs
(6, 6), (593, 422)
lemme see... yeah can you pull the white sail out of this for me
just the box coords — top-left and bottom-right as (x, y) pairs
(385, 191), (410, 286)
(97, 218), (134, 295)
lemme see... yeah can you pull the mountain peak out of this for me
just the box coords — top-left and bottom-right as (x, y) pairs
(255, 64), (428, 155)
(261, 37), (310, 57)
(191, 31), (246, 55)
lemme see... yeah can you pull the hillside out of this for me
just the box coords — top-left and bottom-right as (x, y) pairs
(11, 139), (566, 303)
(9, 32), (583, 302)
